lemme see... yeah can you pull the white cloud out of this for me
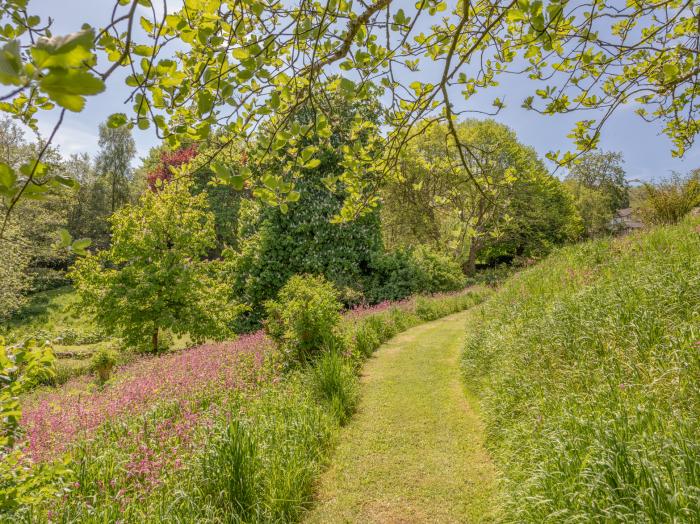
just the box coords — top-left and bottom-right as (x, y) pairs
(35, 118), (98, 157)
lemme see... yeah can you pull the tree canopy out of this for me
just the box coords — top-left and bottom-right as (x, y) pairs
(0, 0), (697, 235)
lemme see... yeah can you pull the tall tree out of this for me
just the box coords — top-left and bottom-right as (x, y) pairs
(383, 120), (578, 274)
(565, 151), (629, 237)
(94, 122), (136, 213)
(229, 91), (384, 328)
(566, 151), (629, 211)
(70, 179), (240, 352)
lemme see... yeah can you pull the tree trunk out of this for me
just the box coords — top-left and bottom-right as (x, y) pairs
(463, 237), (479, 276)
(152, 327), (159, 353)
(111, 173), (116, 213)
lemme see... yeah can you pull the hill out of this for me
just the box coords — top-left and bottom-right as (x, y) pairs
(463, 218), (700, 521)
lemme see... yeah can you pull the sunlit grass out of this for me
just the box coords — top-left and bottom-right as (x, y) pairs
(463, 217), (700, 522)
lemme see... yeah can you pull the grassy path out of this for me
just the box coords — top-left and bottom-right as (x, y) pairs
(304, 310), (499, 523)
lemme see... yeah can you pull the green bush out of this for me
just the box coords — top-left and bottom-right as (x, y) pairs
(412, 245), (466, 292)
(463, 218), (700, 521)
(265, 275), (342, 363)
(365, 249), (423, 303)
(639, 169), (700, 225)
(91, 347), (118, 384)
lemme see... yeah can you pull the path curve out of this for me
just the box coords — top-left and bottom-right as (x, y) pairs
(304, 310), (500, 523)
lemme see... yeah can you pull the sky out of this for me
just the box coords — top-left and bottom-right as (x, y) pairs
(26, 0), (700, 182)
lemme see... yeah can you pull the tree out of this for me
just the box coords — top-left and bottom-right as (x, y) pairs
(229, 91), (384, 328)
(65, 153), (113, 249)
(562, 180), (614, 238)
(1, 1), (697, 238)
(95, 122), (136, 213)
(383, 120), (577, 274)
(70, 179), (241, 352)
(566, 150), (628, 207)
(0, 224), (30, 320)
(0, 117), (74, 291)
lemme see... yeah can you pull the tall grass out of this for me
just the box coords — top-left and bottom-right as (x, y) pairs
(11, 287), (489, 522)
(463, 218), (700, 522)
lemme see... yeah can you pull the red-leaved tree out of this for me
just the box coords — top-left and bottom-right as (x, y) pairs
(146, 145), (199, 190)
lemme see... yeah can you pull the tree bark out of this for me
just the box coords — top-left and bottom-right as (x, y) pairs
(152, 327), (159, 353)
(463, 237), (479, 276)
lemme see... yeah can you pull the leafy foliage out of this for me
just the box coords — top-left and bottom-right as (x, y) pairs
(564, 151), (629, 237)
(638, 169), (700, 225)
(1, 0), (697, 236)
(264, 275), (342, 364)
(0, 338), (65, 516)
(70, 179), (241, 352)
(383, 120), (578, 273)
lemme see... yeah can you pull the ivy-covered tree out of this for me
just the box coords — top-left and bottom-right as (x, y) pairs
(70, 179), (241, 352)
(225, 90), (383, 328)
(0, 0), (697, 239)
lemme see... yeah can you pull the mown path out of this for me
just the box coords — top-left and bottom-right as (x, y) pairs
(304, 310), (500, 523)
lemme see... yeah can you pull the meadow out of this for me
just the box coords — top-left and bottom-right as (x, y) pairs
(8, 287), (488, 521)
(462, 217), (700, 521)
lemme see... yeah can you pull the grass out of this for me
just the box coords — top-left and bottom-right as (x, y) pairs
(7, 288), (489, 522)
(2, 286), (195, 385)
(305, 310), (500, 523)
(462, 217), (700, 522)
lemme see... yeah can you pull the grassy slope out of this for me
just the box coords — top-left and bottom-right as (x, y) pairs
(306, 310), (499, 523)
(2, 287), (110, 383)
(3, 287), (193, 384)
(463, 218), (700, 522)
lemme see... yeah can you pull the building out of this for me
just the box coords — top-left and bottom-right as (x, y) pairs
(610, 208), (644, 234)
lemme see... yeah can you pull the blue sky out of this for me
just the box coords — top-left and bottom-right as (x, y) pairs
(28, 0), (699, 182)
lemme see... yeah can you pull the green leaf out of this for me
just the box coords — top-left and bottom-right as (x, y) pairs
(232, 47), (250, 60)
(107, 112), (128, 128)
(0, 162), (16, 189)
(262, 174), (278, 189)
(53, 175), (79, 189)
(197, 91), (213, 115)
(71, 238), (92, 255)
(303, 158), (321, 169)
(0, 40), (22, 86)
(39, 70), (105, 112)
(663, 63), (679, 80)
(230, 175), (245, 190)
(339, 77), (355, 93)
(140, 16), (155, 33)
(58, 228), (72, 247)
(31, 29), (95, 69)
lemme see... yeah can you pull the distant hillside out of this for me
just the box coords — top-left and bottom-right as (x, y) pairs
(463, 218), (700, 521)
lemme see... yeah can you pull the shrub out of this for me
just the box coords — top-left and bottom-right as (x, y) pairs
(91, 347), (118, 384)
(265, 275), (342, 363)
(412, 245), (466, 292)
(365, 249), (423, 303)
(638, 169), (700, 225)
